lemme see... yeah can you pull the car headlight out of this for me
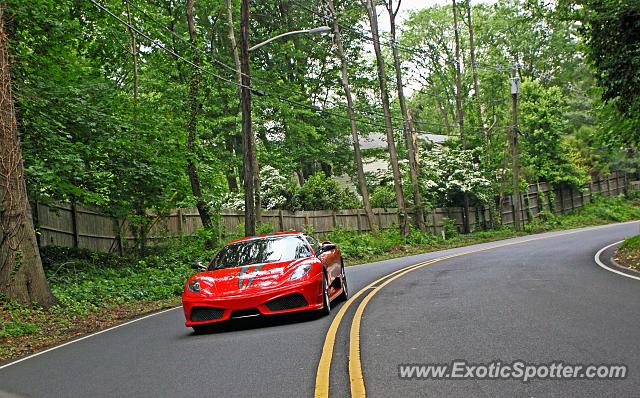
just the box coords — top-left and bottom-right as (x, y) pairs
(290, 264), (312, 280)
(187, 279), (201, 293)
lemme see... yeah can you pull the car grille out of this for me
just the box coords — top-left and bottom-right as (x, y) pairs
(265, 293), (308, 311)
(190, 307), (225, 322)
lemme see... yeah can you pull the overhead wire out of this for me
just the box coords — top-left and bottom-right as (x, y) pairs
(91, 0), (509, 136)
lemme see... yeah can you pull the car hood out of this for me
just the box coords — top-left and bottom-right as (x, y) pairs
(194, 257), (315, 296)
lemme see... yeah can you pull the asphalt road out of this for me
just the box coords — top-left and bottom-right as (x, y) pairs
(1, 222), (639, 397)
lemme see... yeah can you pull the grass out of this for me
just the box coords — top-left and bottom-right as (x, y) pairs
(1, 193), (639, 361)
(614, 235), (640, 272)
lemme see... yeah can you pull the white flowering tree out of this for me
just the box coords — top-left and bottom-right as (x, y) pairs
(419, 145), (493, 207)
(221, 165), (295, 211)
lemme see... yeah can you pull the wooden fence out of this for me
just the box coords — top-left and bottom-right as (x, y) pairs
(34, 171), (630, 254)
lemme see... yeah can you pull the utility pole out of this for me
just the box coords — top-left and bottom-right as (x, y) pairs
(240, 0), (256, 236)
(510, 63), (522, 232)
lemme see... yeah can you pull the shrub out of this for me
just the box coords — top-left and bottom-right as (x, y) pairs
(370, 185), (397, 208)
(295, 173), (361, 210)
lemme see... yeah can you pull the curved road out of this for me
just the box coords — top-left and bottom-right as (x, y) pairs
(1, 222), (639, 397)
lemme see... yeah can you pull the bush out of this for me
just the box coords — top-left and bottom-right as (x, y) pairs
(441, 217), (458, 239)
(370, 185), (397, 208)
(295, 173), (361, 210)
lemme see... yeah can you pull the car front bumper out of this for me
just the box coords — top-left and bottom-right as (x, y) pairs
(182, 272), (324, 327)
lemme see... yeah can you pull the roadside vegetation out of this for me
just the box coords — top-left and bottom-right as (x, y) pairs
(2, 193), (639, 361)
(614, 235), (640, 272)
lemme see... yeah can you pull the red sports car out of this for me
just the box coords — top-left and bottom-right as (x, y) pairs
(182, 231), (348, 332)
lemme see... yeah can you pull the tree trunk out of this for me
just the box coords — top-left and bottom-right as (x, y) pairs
(325, 0), (377, 230)
(124, 0), (138, 101)
(363, 0), (409, 236)
(386, 0), (425, 232)
(451, 0), (470, 233)
(224, 0), (251, 198)
(240, 0), (256, 236)
(0, 8), (56, 307)
(185, 0), (212, 228)
(465, 0), (486, 142)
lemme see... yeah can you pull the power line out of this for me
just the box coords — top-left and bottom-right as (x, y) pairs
(89, 0), (255, 93)
(91, 0), (506, 137)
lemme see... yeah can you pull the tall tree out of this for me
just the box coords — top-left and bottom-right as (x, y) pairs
(465, 0), (484, 140)
(227, 0), (261, 232)
(363, 0), (409, 236)
(185, 0), (212, 228)
(0, 6), (56, 307)
(240, 0), (256, 236)
(325, 0), (377, 230)
(576, 0), (640, 147)
(385, 0), (425, 231)
(451, 0), (471, 233)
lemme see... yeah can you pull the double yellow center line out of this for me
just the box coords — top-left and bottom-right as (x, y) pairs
(314, 222), (636, 398)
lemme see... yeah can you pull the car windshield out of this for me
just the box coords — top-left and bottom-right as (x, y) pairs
(210, 235), (311, 270)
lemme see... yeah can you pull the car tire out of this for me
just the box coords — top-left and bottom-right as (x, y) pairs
(337, 261), (348, 302)
(319, 272), (331, 316)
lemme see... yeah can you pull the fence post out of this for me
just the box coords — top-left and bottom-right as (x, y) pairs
(70, 201), (79, 248)
(356, 211), (362, 232)
(570, 187), (575, 211)
(177, 209), (184, 239)
(431, 211), (437, 235)
(278, 210), (284, 231)
(332, 210), (338, 229)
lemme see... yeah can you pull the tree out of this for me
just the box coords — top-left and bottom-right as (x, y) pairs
(385, 0), (426, 231)
(185, 0), (213, 229)
(574, 0), (640, 147)
(451, 0), (471, 233)
(363, 0), (409, 236)
(0, 6), (56, 307)
(325, 0), (377, 230)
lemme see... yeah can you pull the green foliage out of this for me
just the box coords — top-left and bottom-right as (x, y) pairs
(619, 235), (640, 251)
(577, 1), (640, 117)
(295, 173), (361, 210)
(519, 79), (588, 186)
(441, 217), (459, 239)
(0, 319), (38, 337)
(370, 185), (397, 208)
(39, 240), (214, 314)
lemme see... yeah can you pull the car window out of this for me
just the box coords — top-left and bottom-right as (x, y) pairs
(211, 235), (312, 270)
(304, 235), (320, 254)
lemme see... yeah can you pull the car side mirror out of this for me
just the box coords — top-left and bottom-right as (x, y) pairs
(317, 243), (336, 255)
(192, 261), (206, 271)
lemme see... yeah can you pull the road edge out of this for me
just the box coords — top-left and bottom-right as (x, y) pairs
(0, 306), (182, 371)
(594, 241), (640, 281)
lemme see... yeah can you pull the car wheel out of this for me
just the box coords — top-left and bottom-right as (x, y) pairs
(338, 261), (348, 301)
(319, 272), (331, 316)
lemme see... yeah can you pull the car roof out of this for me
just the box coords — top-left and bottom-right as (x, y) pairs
(225, 231), (303, 246)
